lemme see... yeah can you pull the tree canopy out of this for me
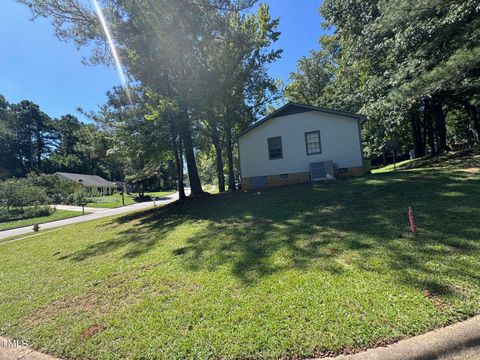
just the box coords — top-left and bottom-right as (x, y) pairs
(286, 0), (480, 160)
(7, 0), (480, 196)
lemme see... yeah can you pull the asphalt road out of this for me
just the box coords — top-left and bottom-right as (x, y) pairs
(0, 191), (186, 240)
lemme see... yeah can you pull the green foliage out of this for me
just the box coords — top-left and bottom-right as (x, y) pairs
(0, 93), (120, 180)
(27, 173), (82, 204)
(0, 177), (49, 210)
(16, 0), (282, 195)
(286, 0), (480, 159)
(70, 189), (88, 207)
(284, 40), (336, 106)
(0, 205), (53, 223)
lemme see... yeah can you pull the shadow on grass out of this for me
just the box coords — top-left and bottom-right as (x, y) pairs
(60, 169), (480, 293)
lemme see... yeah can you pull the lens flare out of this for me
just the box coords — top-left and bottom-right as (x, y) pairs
(91, 0), (132, 104)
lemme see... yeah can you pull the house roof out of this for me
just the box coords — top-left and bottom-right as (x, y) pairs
(55, 172), (117, 187)
(237, 102), (367, 138)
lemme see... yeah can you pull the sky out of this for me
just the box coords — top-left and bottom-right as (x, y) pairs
(0, 0), (327, 122)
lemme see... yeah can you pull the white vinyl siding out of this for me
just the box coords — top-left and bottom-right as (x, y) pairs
(239, 111), (363, 178)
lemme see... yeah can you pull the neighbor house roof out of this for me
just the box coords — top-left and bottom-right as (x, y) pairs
(55, 172), (117, 187)
(237, 102), (367, 138)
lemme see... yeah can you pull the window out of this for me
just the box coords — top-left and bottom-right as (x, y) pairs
(305, 131), (322, 155)
(268, 136), (283, 160)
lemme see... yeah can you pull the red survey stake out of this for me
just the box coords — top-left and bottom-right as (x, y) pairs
(408, 206), (417, 235)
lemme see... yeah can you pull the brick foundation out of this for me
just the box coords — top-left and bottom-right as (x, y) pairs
(242, 167), (364, 190)
(336, 166), (364, 178)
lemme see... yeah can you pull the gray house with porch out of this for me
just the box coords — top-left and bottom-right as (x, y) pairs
(55, 172), (118, 196)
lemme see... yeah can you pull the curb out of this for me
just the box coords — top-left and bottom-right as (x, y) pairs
(327, 315), (480, 360)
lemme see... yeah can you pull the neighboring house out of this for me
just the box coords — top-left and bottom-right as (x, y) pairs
(55, 172), (118, 196)
(237, 102), (366, 190)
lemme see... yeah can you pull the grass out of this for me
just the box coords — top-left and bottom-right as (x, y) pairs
(144, 190), (176, 199)
(372, 147), (480, 174)
(85, 194), (136, 208)
(86, 191), (175, 208)
(0, 167), (479, 359)
(372, 159), (416, 173)
(0, 210), (82, 231)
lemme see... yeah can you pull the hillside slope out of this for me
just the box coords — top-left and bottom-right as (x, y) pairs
(0, 167), (479, 359)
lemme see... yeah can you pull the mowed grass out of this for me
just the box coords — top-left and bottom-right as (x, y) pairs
(86, 194), (136, 208)
(86, 191), (175, 208)
(0, 167), (479, 359)
(0, 210), (82, 231)
(371, 159), (416, 173)
(146, 190), (176, 198)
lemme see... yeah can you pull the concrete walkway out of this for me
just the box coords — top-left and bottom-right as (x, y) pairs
(0, 191), (188, 241)
(328, 315), (480, 360)
(0, 337), (59, 360)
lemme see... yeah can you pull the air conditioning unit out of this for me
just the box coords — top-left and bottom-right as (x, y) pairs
(310, 161), (335, 181)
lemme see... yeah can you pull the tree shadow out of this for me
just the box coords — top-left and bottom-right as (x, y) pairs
(59, 169), (480, 296)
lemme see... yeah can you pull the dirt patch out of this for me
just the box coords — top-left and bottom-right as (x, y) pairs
(423, 288), (453, 311)
(82, 324), (105, 338)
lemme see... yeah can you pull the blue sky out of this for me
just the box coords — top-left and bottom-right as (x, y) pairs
(0, 0), (327, 121)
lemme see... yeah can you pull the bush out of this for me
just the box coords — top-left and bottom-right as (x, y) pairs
(0, 205), (53, 222)
(69, 190), (89, 206)
(0, 177), (50, 210)
(27, 173), (82, 204)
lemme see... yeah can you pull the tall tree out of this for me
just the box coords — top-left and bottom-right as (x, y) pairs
(18, 0), (284, 195)
(9, 100), (53, 174)
(287, 0), (480, 159)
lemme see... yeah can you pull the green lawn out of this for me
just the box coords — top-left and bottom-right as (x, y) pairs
(372, 148), (480, 174)
(144, 190), (176, 198)
(0, 167), (479, 359)
(0, 210), (82, 231)
(86, 191), (175, 208)
(372, 159), (416, 173)
(86, 194), (136, 208)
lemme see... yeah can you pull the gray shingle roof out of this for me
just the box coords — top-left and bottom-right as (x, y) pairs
(237, 102), (367, 138)
(55, 172), (117, 187)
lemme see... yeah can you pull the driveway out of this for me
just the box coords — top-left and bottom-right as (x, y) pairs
(0, 190), (188, 241)
(51, 204), (105, 213)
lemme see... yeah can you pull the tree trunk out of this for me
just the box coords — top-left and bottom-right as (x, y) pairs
(225, 126), (236, 191)
(180, 113), (204, 196)
(212, 133), (225, 192)
(175, 139), (186, 200)
(431, 96), (449, 152)
(410, 107), (425, 158)
(425, 98), (436, 154)
(169, 120), (186, 200)
(464, 102), (480, 145)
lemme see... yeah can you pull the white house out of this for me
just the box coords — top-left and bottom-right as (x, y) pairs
(55, 172), (118, 196)
(237, 103), (366, 190)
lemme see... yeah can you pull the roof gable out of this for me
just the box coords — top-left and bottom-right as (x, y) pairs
(237, 102), (366, 138)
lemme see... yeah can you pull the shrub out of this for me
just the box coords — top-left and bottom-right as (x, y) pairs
(27, 173), (82, 204)
(0, 205), (53, 222)
(0, 178), (49, 210)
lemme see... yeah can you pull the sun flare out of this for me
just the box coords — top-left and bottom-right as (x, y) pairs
(91, 0), (132, 104)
